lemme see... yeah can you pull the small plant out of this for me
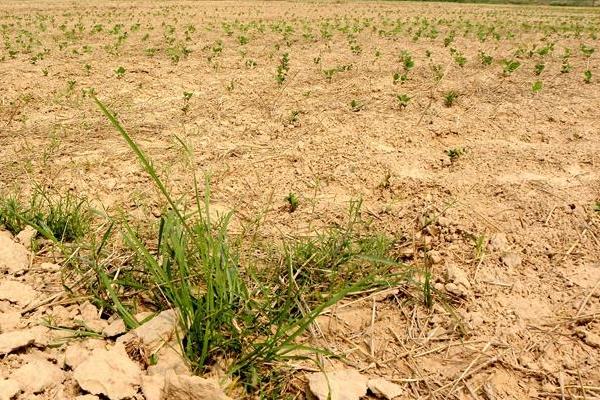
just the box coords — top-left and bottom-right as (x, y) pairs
(453, 51), (467, 67)
(580, 44), (595, 58)
(502, 59), (521, 76)
(400, 50), (414, 72)
(532, 80), (543, 93)
(443, 90), (459, 107)
(534, 62), (545, 76)
(286, 110), (301, 127)
(84, 63), (92, 75)
(350, 99), (364, 112)
(584, 70), (592, 84)
(238, 35), (249, 45)
(479, 51), (493, 66)
(115, 66), (125, 78)
(445, 147), (464, 162)
(393, 72), (407, 85)
(276, 53), (289, 84)
(561, 60), (572, 74)
(182, 91), (193, 114)
(594, 201), (600, 212)
(431, 64), (444, 82)
(443, 32), (455, 47)
(285, 193), (299, 212)
(396, 94), (411, 109)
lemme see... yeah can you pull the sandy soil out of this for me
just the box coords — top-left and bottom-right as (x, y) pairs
(0, 1), (599, 399)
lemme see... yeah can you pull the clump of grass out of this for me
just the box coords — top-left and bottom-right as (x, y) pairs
(91, 96), (416, 394)
(0, 189), (91, 242)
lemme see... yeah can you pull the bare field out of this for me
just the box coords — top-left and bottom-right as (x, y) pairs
(0, 1), (599, 399)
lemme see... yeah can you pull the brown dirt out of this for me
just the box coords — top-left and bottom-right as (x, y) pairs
(1, 1), (599, 399)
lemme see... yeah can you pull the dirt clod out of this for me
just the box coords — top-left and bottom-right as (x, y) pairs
(73, 343), (142, 400)
(307, 369), (368, 400)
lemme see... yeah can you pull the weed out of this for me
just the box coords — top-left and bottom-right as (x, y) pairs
(532, 80), (543, 93)
(584, 70), (592, 84)
(91, 97), (409, 391)
(0, 189), (91, 242)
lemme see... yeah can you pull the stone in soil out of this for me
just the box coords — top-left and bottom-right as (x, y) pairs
(117, 309), (179, 352)
(0, 378), (20, 400)
(501, 252), (522, 268)
(368, 378), (403, 399)
(0, 281), (37, 308)
(73, 343), (142, 400)
(12, 359), (64, 393)
(0, 330), (35, 355)
(307, 369), (368, 400)
(163, 370), (232, 400)
(0, 232), (29, 274)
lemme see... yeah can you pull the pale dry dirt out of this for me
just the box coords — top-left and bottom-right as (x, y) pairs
(0, 1), (599, 399)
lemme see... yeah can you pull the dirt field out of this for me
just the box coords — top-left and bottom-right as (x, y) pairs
(0, 1), (599, 399)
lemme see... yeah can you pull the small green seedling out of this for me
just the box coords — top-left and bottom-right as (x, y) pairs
(396, 94), (411, 109)
(584, 70), (592, 84)
(580, 44), (595, 58)
(502, 59), (520, 76)
(115, 66), (125, 78)
(350, 99), (364, 112)
(479, 51), (493, 66)
(276, 53), (289, 84)
(532, 80), (543, 93)
(534, 62), (545, 76)
(443, 90), (459, 107)
(445, 147), (464, 161)
(182, 91), (193, 114)
(285, 193), (299, 212)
